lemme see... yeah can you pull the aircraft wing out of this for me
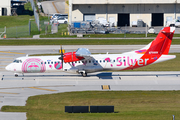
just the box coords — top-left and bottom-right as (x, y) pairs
(75, 48), (92, 60)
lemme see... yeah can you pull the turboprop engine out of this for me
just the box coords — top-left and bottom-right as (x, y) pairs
(63, 52), (84, 63)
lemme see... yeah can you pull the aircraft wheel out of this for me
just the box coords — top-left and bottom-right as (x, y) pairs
(81, 72), (87, 77)
(82, 72), (87, 77)
(15, 74), (18, 77)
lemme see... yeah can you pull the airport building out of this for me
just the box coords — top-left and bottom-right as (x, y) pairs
(0, 0), (11, 16)
(69, 0), (180, 27)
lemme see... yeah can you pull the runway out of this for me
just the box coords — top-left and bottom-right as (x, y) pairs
(0, 45), (180, 120)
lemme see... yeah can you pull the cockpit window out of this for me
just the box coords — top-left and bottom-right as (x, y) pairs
(13, 59), (22, 63)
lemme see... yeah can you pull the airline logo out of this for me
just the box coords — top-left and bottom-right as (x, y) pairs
(104, 56), (149, 67)
(22, 58), (46, 73)
(135, 49), (147, 54)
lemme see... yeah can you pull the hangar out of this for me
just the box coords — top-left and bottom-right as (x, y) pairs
(69, 0), (180, 27)
(0, 0), (11, 16)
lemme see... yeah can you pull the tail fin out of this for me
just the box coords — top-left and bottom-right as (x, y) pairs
(145, 26), (175, 55)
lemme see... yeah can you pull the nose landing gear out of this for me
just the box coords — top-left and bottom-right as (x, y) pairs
(14, 73), (18, 77)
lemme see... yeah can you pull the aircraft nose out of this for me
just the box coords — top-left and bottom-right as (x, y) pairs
(5, 64), (12, 71)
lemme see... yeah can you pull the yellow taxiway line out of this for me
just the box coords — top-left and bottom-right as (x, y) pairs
(1, 61), (12, 63)
(0, 92), (19, 94)
(28, 87), (57, 91)
(0, 58), (14, 59)
(0, 51), (25, 54)
(0, 54), (15, 56)
(0, 65), (7, 66)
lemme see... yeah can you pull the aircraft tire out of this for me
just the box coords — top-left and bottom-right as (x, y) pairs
(81, 72), (87, 77)
(15, 74), (18, 77)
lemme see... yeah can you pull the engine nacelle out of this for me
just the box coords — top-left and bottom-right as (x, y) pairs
(63, 52), (84, 63)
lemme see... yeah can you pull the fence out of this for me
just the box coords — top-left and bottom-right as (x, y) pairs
(29, 0), (40, 31)
(0, 27), (6, 38)
(6, 25), (29, 38)
(0, 20), (67, 38)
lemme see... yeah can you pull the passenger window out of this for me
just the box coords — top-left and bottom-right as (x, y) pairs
(89, 60), (91, 63)
(79, 61), (80, 63)
(96, 61), (98, 63)
(41, 62), (43, 64)
(55, 62), (56, 64)
(45, 62), (46, 64)
(100, 60), (102, 63)
(48, 62), (50, 64)
(51, 62), (53, 64)
(113, 60), (115, 62)
(117, 59), (121, 62)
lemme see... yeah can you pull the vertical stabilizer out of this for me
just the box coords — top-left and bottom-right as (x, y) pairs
(145, 26), (175, 55)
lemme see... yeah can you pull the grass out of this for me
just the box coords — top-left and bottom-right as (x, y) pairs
(6, 25), (29, 38)
(1, 91), (180, 120)
(0, 15), (37, 38)
(0, 15), (34, 28)
(1, 39), (180, 45)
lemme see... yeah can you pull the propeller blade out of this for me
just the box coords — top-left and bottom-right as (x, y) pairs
(61, 46), (63, 69)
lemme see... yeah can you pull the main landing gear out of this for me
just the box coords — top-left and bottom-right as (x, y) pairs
(80, 72), (87, 77)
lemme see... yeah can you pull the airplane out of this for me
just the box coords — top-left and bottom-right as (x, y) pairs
(5, 26), (176, 77)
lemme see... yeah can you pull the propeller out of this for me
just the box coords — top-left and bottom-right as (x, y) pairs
(58, 46), (64, 69)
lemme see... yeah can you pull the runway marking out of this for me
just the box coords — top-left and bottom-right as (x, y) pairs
(0, 85), (74, 90)
(0, 58), (14, 59)
(28, 87), (57, 91)
(52, 1), (59, 13)
(0, 51), (25, 54)
(0, 54), (14, 56)
(0, 65), (7, 66)
(101, 85), (110, 90)
(0, 92), (19, 94)
(1, 61), (12, 63)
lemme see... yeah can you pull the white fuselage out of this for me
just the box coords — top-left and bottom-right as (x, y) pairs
(5, 53), (175, 74)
